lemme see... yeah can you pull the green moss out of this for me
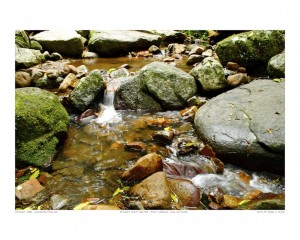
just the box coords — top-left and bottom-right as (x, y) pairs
(16, 87), (69, 167)
(69, 70), (105, 111)
(215, 30), (285, 68)
(15, 30), (31, 48)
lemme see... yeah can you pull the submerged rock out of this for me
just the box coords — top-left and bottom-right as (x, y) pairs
(121, 153), (163, 182)
(16, 88), (69, 167)
(215, 30), (285, 69)
(237, 193), (285, 210)
(190, 57), (226, 91)
(168, 178), (200, 208)
(130, 172), (171, 209)
(194, 79), (285, 174)
(81, 204), (121, 210)
(267, 53), (285, 78)
(15, 179), (45, 200)
(69, 70), (105, 111)
(32, 30), (84, 57)
(88, 30), (161, 57)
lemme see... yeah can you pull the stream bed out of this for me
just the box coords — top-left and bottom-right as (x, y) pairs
(15, 55), (285, 210)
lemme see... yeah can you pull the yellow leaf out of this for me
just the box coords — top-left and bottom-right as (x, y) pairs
(171, 193), (179, 203)
(113, 187), (123, 196)
(73, 202), (90, 210)
(29, 169), (40, 180)
(164, 127), (171, 132)
(238, 200), (250, 206)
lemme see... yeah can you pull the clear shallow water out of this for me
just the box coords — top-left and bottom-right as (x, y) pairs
(16, 55), (284, 210)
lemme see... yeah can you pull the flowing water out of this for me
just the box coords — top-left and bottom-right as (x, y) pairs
(16, 55), (285, 210)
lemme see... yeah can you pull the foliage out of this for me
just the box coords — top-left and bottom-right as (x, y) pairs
(178, 30), (208, 41)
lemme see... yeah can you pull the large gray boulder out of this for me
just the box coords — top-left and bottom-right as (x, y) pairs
(88, 30), (162, 57)
(115, 62), (197, 110)
(16, 87), (69, 167)
(69, 70), (105, 111)
(267, 53), (285, 78)
(194, 80), (284, 174)
(32, 30), (84, 57)
(190, 57), (226, 91)
(215, 30), (285, 69)
(15, 47), (45, 69)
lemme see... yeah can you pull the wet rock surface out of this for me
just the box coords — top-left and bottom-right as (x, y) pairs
(130, 172), (171, 209)
(194, 80), (284, 174)
(121, 153), (163, 182)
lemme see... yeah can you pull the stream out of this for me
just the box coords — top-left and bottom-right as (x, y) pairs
(16, 55), (285, 210)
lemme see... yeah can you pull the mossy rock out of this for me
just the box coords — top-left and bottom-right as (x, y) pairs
(16, 87), (69, 167)
(115, 77), (162, 111)
(69, 70), (105, 111)
(15, 30), (31, 48)
(15, 47), (45, 69)
(115, 62), (197, 110)
(267, 53), (285, 78)
(190, 57), (226, 91)
(215, 30), (285, 69)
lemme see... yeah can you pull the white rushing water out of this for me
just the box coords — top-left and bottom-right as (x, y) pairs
(94, 90), (122, 125)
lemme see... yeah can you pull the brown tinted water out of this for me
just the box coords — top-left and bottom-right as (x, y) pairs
(16, 56), (284, 210)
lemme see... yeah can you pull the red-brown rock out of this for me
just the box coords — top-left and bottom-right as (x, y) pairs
(121, 153), (163, 181)
(15, 179), (45, 200)
(130, 172), (171, 209)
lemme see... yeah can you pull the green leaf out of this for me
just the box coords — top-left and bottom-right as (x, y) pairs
(171, 193), (179, 203)
(238, 199), (250, 206)
(16, 175), (29, 184)
(73, 202), (90, 210)
(29, 169), (40, 180)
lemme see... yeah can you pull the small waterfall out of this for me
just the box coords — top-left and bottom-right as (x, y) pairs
(94, 85), (121, 125)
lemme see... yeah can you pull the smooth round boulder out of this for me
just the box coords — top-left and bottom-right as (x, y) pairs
(16, 87), (69, 167)
(194, 79), (284, 175)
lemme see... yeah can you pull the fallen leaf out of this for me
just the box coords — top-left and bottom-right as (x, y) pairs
(171, 193), (179, 203)
(238, 199), (250, 206)
(29, 169), (40, 180)
(73, 202), (90, 210)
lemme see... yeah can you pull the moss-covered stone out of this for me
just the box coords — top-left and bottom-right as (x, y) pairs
(69, 70), (105, 111)
(115, 62), (197, 110)
(30, 40), (43, 51)
(32, 30), (84, 57)
(115, 77), (163, 111)
(16, 87), (69, 167)
(215, 30), (285, 69)
(15, 47), (45, 69)
(190, 57), (226, 91)
(267, 53), (285, 78)
(15, 30), (31, 48)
